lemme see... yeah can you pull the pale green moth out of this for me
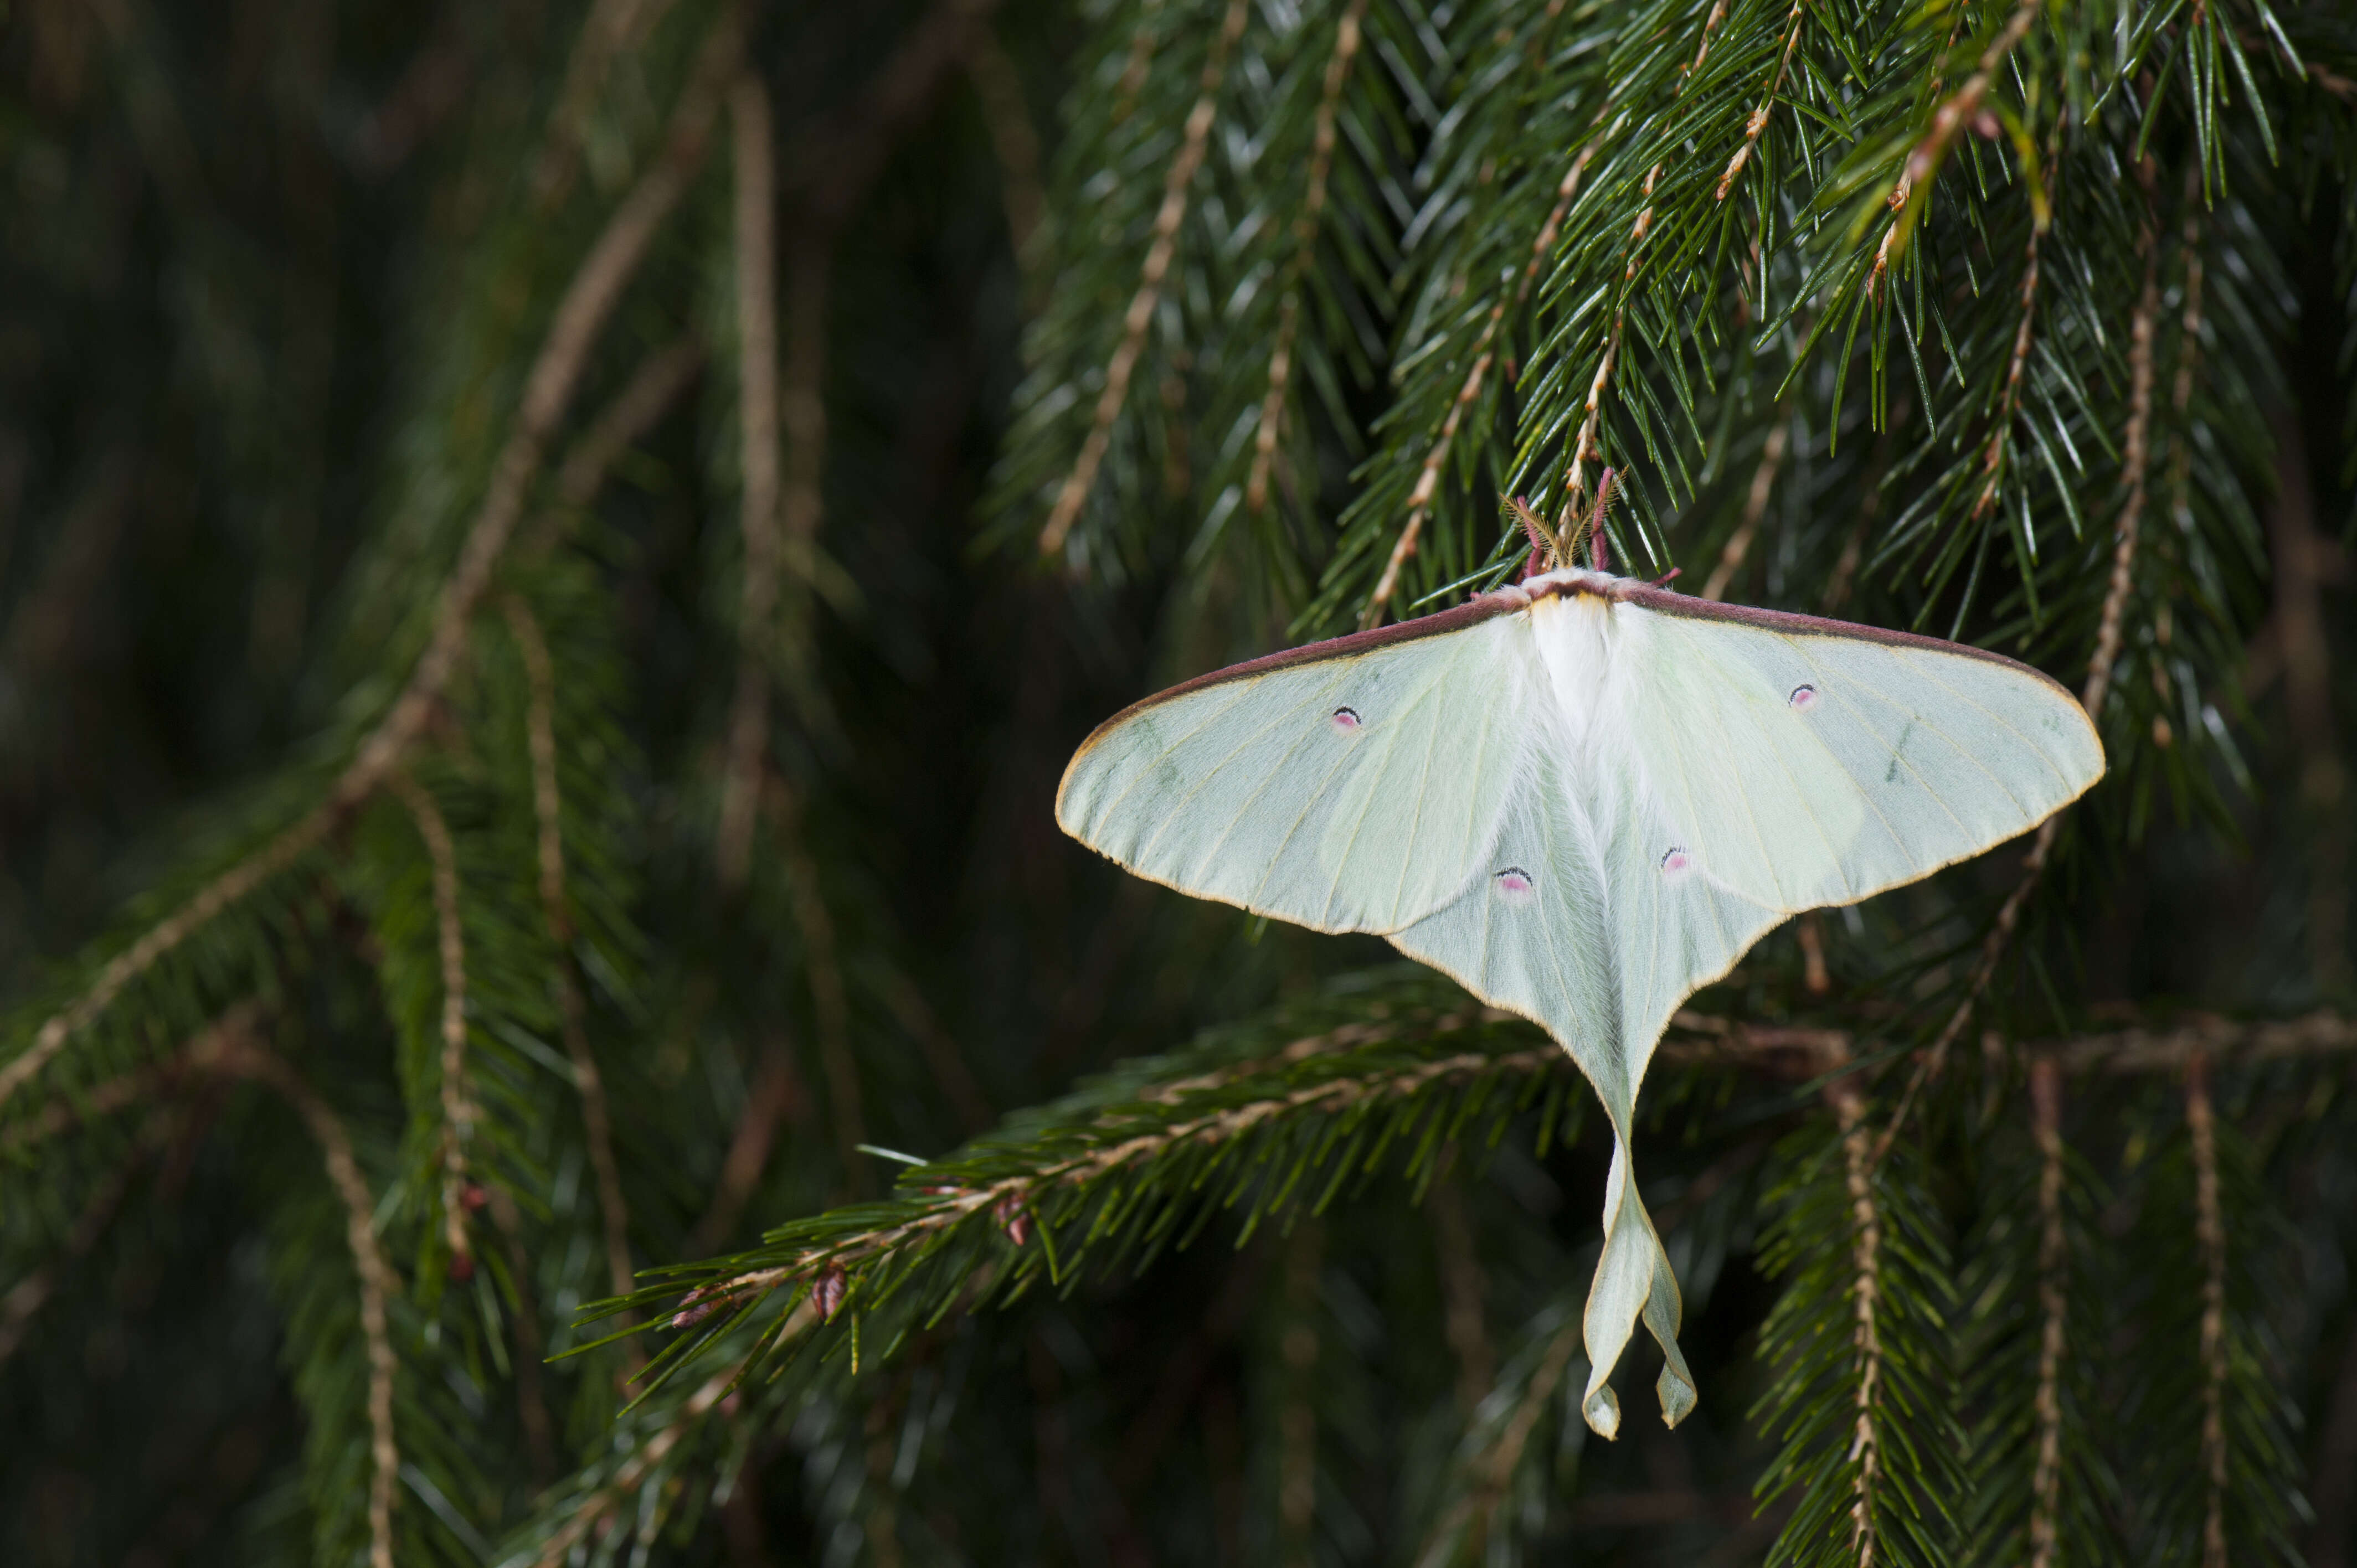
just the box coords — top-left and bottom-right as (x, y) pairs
(1054, 520), (2103, 1437)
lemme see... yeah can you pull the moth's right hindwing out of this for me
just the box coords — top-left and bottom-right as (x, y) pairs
(1056, 613), (1533, 934)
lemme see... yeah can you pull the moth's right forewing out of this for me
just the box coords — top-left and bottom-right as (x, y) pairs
(1610, 596), (2104, 912)
(1056, 607), (1535, 935)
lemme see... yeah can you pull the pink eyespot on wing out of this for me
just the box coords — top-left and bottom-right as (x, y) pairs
(1659, 846), (1693, 881)
(1330, 706), (1361, 732)
(1493, 866), (1535, 904)
(1788, 683), (1818, 711)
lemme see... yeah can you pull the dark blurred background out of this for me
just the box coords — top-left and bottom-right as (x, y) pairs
(4, 1), (2357, 1565)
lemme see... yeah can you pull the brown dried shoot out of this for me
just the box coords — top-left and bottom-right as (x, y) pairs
(718, 71), (786, 891)
(1700, 422), (1789, 601)
(2027, 1057), (2067, 1568)
(2187, 1052), (2230, 1568)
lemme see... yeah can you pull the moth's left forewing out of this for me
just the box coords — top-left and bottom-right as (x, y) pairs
(1055, 599), (1537, 935)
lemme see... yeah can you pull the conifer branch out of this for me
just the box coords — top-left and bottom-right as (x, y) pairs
(0, 813), (328, 1113)
(718, 71), (786, 890)
(2026, 1058), (2067, 1568)
(1900, 0), (2043, 212)
(2085, 161), (2164, 725)
(353, 17), (735, 799)
(1874, 172), (2162, 1167)
(501, 599), (639, 1335)
(681, 1033), (1568, 1316)
(2186, 1051), (2230, 1568)
(0, 23), (729, 1116)
(1110, 0), (1165, 125)
(389, 772), (478, 1268)
(1555, 5), (1727, 548)
(1713, 0), (1807, 202)
(516, 1364), (748, 1568)
(1360, 142), (1601, 626)
(629, 988), (1569, 1363)
(2042, 1008), (2357, 1072)
(1038, 0), (1251, 559)
(1830, 1071), (1884, 1568)
(0, 1055), (187, 1157)
(1969, 213), (2049, 531)
(1361, 331), (1499, 627)
(191, 1012), (402, 1568)
(1245, 0), (1366, 521)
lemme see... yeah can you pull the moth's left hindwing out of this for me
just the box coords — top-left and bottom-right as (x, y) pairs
(1056, 610), (1534, 935)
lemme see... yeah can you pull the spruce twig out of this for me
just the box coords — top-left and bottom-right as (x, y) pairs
(1830, 1066), (1885, 1568)
(390, 771), (480, 1271)
(1713, 0), (1807, 202)
(192, 1009), (402, 1568)
(501, 598), (640, 1345)
(1875, 162), (2165, 1165)
(1361, 133), (1604, 625)
(1246, 0), (1368, 523)
(2025, 1058), (2067, 1568)
(515, 1365), (747, 1568)
(1038, 0), (1252, 559)
(2186, 1051), (2231, 1568)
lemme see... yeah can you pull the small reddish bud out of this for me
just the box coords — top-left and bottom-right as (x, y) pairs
(671, 1285), (722, 1329)
(461, 1183), (489, 1212)
(450, 1252), (475, 1283)
(812, 1266), (848, 1322)
(1970, 110), (2001, 140)
(994, 1193), (1031, 1247)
